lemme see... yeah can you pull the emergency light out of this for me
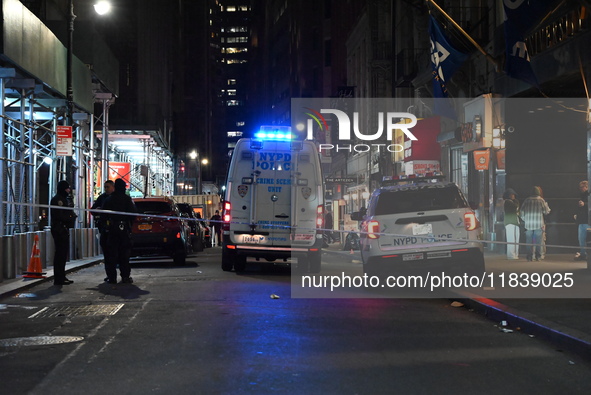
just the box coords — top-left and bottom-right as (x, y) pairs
(254, 125), (293, 141)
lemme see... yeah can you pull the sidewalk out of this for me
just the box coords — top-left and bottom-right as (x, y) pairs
(0, 256), (104, 298)
(323, 242), (591, 360)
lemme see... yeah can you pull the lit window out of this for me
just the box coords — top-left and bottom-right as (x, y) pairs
(236, 121), (245, 127)
(227, 100), (243, 106)
(227, 79), (237, 85)
(226, 6), (236, 11)
(226, 59), (247, 64)
(227, 131), (243, 137)
(223, 47), (247, 54)
(227, 90), (237, 96)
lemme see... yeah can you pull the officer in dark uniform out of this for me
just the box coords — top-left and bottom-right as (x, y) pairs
(91, 180), (115, 280)
(102, 178), (137, 284)
(50, 180), (76, 285)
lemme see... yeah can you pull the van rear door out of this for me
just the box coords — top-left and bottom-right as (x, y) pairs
(251, 140), (292, 246)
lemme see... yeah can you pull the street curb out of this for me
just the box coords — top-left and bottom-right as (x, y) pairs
(0, 258), (104, 299)
(459, 297), (591, 361)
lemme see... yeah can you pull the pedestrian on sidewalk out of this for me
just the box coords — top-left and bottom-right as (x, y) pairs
(210, 210), (222, 246)
(50, 180), (77, 285)
(574, 180), (589, 261)
(91, 180), (115, 279)
(503, 188), (520, 260)
(521, 186), (551, 262)
(537, 185), (548, 259)
(102, 178), (137, 284)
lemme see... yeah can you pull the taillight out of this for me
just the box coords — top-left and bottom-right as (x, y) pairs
(222, 201), (231, 231)
(176, 232), (181, 239)
(464, 211), (479, 231)
(316, 205), (324, 228)
(367, 220), (380, 239)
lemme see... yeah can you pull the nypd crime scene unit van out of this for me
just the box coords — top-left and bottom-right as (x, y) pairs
(222, 126), (325, 273)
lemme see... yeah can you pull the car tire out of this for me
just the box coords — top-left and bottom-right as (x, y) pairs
(233, 255), (247, 273)
(221, 247), (234, 271)
(193, 235), (204, 253)
(307, 251), (321, 273)
(173, 249), (187, 266)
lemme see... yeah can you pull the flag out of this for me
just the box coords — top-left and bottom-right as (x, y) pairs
(429, 16), (468, 119)
(503, 0), (560, 86)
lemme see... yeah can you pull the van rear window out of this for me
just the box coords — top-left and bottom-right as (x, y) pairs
(374, 187), (467, 215)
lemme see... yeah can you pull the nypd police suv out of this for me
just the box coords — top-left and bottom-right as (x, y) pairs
(353, 174), (485, 278)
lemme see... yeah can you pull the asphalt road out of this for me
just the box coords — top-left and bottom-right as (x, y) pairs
(1, 249), (591, 394)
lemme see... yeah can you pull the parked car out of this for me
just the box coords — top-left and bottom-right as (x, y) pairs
(194, 210), (212, 248)
(131, 197), (192, 265)
(177, 202), (205, 252)
(353, 174), (484, 279)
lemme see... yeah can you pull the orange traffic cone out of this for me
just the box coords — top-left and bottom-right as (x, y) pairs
(23, 234), (46, 278)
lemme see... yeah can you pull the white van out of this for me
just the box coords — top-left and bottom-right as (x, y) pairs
(221, 126), (324, 273)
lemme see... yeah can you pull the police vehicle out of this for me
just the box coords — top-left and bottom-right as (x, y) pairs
(352, 174), (485, 278)
(222, 126), (324, 273)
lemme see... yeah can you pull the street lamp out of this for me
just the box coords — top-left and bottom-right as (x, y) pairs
(66, 0), (110, 183)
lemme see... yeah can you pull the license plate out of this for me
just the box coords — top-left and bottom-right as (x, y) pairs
(427, 251), (451, 259)
(243, 235), (263, 244)
(402, 253), (424, 261)
(138, 224), (152, 231)
(412, 223), (432, 235)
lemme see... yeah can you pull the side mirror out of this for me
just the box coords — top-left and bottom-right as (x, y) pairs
(181, 212), (189, 218)
(350, 212), (362, 221)
(469, 201), (479, 211)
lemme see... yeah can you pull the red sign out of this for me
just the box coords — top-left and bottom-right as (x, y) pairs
(56, 126), (73, 156)
(404, 117), (441, 162)
(108, 162), (132, 187)
(473, 149), (490, 171)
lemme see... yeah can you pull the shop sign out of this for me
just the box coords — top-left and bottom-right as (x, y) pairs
(496, 149), (506, 170)
(473, 149), (490, 171)
(108, 162), (132, 187)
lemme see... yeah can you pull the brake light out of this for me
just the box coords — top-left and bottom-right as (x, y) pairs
(464, 211), (479, 231)
(176, 232), (181, 239)
(367, 220), (380, 239)
(316, 205), (324, 228)
(222, 201), (231, 231)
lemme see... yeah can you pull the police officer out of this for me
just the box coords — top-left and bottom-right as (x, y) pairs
(91, 180), (115, 281)
(102, 178), (137, 284)
(50, 180), (76, 285)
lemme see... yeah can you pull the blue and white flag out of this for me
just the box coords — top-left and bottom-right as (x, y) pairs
(503, 0), (560, 86)
(429, 15), (468, 118)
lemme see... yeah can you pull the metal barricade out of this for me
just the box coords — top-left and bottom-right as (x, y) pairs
(3, 235), (14, 279)
(14, 233), (27, 275)
(0, 237), (4, 282)
(69, 229), (75, 261)
(86, 228), (93, 257)
(44, 228), (53, 269)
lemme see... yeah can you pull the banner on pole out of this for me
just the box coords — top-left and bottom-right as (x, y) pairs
(56, 126), (73, 156)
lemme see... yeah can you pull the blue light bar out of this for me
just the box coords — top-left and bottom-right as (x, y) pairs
(254, 125), (293, 141)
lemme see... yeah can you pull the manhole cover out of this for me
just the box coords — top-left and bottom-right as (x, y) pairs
(0, 336), (84, 347)
(28, 304), (124, 319)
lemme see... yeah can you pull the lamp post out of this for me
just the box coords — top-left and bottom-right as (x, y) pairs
(65, 0), (111, 185)
(189, 150), (208, 194)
